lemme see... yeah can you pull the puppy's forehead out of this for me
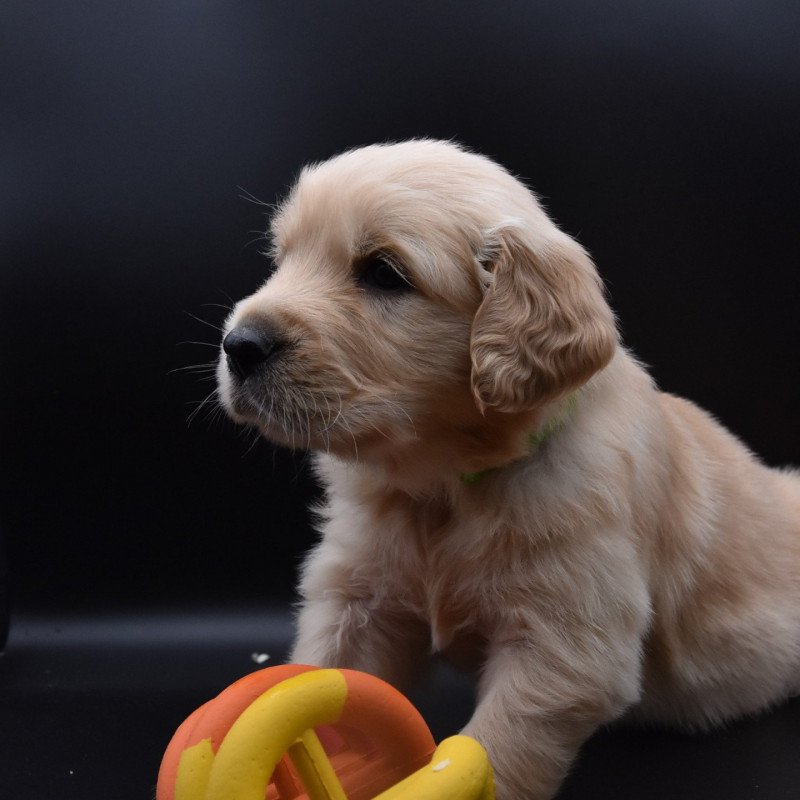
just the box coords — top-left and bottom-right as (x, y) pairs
(271, 170), (408, 261)
(272, 141), (522, 255)
(269, 142), (531, 306)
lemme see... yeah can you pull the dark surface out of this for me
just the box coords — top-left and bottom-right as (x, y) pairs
(2, 1), (800, 797)
(3, 612), (800, 800)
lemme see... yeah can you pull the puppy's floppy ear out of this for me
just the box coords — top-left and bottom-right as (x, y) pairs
(470, 223), (618, 413)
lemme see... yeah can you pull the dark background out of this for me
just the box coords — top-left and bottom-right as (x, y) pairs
(1, 2), (799, 799)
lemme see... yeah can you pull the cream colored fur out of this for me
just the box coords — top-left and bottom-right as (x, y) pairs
(217, 140), (800, 799)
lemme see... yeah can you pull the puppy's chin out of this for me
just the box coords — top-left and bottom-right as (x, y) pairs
(226, 404), (392, 460)
(218, 366), (392, 457)
(219, 382), (307, 447)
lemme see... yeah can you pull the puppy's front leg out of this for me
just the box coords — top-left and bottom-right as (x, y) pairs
(463, 635), (642, 800)
(289, 545), (429, 690)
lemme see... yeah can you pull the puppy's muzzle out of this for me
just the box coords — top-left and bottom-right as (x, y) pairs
(223, 325), (282, 380)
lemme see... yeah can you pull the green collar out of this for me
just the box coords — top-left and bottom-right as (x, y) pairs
(460, 393), (578, 486)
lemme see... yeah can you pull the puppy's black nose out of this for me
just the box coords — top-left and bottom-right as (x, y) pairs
(222, 326), (280, 380)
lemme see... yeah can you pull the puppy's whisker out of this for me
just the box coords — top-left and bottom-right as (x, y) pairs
(168, 362), (218, 375)
(337, 409), (360, 463)
(305, 398), (319, 451)
(216, 289), (237, 308)
(240, 425), (262, 458)
(177, 341), (221, 349)
(207, 401), (228, 430)
(316, 395), (332, 453)
(320, 390), (347, 436)
(236, 185), (277, 209)
(200, 302), (234, 313)
(284, 399), (296, 451)
(185, 395), (218, 408)
(305, 410), (312, 451)
(242, 231), (270, 253)
(184, 310), (225, 334)
(187, 387), (221, 427)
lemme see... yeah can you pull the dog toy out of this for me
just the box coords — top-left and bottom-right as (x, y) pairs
(157, 664), (495, 800)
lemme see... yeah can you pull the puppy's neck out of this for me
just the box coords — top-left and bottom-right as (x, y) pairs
(332, 397), (576, 497)
(460, 394), (578, 485)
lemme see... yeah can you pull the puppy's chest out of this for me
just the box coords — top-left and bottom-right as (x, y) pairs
(377, 498), (492, 657)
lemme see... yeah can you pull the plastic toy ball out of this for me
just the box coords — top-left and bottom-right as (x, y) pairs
(157, 664), (494, 800)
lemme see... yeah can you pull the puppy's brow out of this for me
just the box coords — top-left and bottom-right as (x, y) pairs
(354, 235), (388, 258)
(352, 247), (402, 272)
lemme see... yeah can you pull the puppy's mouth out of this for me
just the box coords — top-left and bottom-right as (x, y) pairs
(219, 352), (421, 458)
(223, 364), (308, 433)
(218, 348), (358, 451)
(218, 326), (303, 432)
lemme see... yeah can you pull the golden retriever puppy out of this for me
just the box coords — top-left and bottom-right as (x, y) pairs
(217, 140), (800, 799)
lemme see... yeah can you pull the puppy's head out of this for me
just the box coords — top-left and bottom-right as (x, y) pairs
(217, 140), (617, 463)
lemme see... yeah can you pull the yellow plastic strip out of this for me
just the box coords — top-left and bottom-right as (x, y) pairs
(175, 739), (215, 800)
(202, 669), (349, 800)
(372, 736), (495, 800)
(286, 729), (349, 800)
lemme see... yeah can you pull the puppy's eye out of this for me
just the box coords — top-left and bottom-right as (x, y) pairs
(357, 254), (413, 293)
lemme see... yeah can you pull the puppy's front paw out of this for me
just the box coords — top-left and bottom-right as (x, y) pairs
(462, 722), (567, 800)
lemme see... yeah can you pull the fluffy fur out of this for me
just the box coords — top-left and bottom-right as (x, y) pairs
(217, 140), (800, 799)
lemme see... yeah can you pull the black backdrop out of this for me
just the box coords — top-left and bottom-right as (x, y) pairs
(3, 1), (798, 616)
(3, 3), (800, 799)
(0, 0), (800, 624)
(0, 0), (800, 608)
